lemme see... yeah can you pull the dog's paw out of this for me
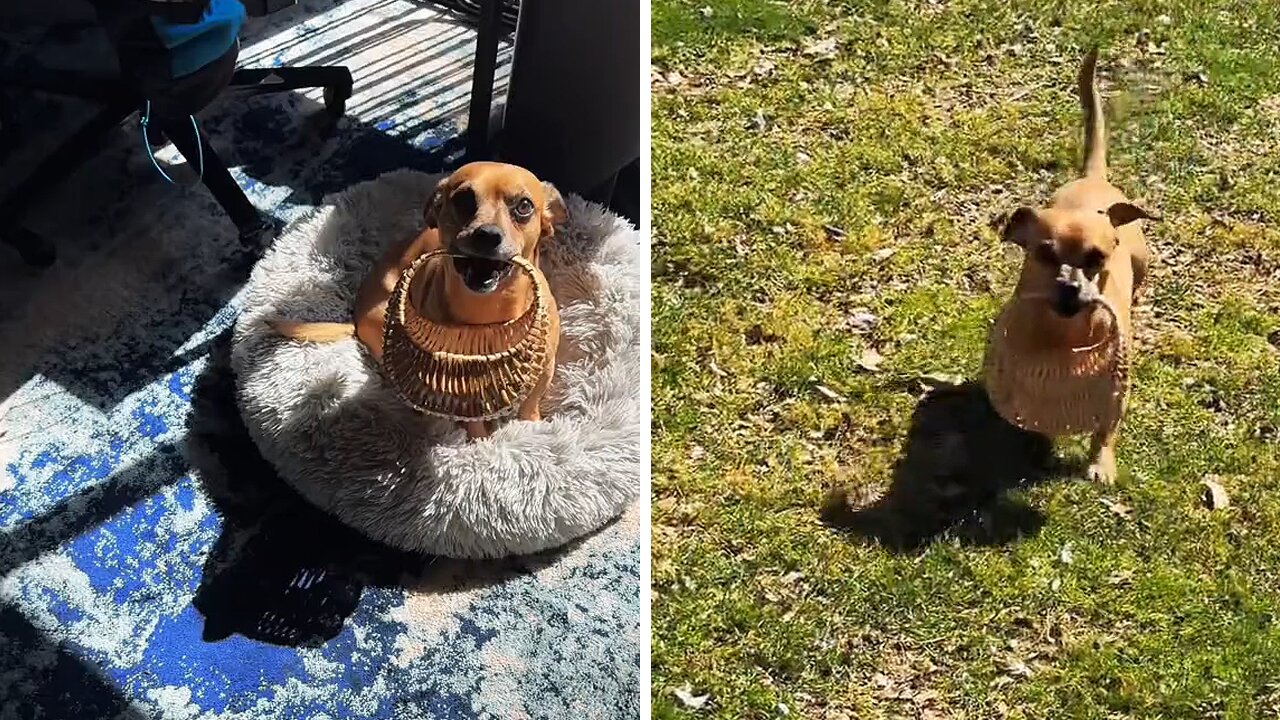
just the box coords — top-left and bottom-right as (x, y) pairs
(1086, 463), (1115, 485)
(1086, 449), (1117, 485)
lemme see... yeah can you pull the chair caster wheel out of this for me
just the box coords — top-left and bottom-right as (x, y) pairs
(3, 226), (56, 267)
(237, 216), (281, 248)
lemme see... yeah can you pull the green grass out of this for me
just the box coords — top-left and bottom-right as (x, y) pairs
(651, 1), (1280, 717)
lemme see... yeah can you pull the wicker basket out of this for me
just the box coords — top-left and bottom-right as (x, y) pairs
(380, 250), (552, 421)
(983, 295), (1128, 437)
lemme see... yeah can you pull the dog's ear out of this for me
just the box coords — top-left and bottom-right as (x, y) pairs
(541, 181), (569, 236)
(423, 182), (447, 228)
(1001, 206), (1044, 247)
(1105, 202), (1161, 227)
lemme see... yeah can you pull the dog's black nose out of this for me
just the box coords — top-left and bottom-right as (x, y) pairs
(458, 224), (504, 258)
(1054, 281), (1083, 317)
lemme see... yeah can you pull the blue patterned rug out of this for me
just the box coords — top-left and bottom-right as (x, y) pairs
(0, 3), (640, 717)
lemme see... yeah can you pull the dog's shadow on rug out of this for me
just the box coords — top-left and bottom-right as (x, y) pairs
(184, 333), (573, 648)
(822, 381), (1081, 552)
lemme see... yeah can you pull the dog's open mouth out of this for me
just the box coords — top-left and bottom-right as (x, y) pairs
(451, 255), (514, 294)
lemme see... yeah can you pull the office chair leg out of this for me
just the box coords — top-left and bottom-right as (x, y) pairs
(226, 66), (353, 138)
(466, 0), (502, 161)
(0, 99), (135, 267)
(227, 66), (353, 109)
(157, 115), (267, 243)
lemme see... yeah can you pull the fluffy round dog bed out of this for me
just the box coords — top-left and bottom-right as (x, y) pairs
(230, 170), (642, 559)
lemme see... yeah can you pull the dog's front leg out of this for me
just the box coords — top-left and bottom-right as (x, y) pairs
(463, 421), (490, 440)
(1086, 427), (1118, 484)
(515, 366), (552, 423)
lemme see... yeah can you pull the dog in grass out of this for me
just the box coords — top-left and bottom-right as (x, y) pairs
(986, 49), (1159, 484)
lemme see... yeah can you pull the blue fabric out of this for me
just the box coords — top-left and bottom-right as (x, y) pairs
(149, 0), (246, 78)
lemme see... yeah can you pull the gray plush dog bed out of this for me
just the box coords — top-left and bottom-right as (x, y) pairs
(230, 170), (642, 558)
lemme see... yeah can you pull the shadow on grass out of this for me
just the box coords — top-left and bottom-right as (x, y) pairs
(822, 381), (1080, 552)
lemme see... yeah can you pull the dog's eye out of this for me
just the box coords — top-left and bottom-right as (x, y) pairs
(512, 197), (535, 222)
(1034, 243), (1058, 266)
(451, 188), (477, 219)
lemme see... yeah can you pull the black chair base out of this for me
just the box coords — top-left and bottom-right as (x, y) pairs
(0, 65), (354, 267)
(2, 0), (512, 269)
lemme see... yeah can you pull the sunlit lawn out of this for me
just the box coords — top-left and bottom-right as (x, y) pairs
(651, 1), (1280, 717)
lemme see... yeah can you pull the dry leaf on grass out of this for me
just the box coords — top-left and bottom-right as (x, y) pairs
(917, 372), (965, 389)
(873, 686), (905, 700)
(1058, 543), (1074, 565)
(843, 310), (878, 333)
(1002, 658), (1033, 679)
(908, 688), (940, 705)
(1107, 569), (1135, 586)
(801, 37), (839, 59)
(815, 384), (846, 402)
(1100, 498), (1133, 519)
(1202, 477), (1230, 509)
(674, 685), (711, 710)
(856, 348), (884, 372)
(655, 497), (678, 513)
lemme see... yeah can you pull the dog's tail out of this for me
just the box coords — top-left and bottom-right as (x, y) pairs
(1079, 48), (1107, 179)
(267, 319), (355, 344)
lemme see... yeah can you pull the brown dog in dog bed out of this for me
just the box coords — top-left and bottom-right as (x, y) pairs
(270, 162), (566, 440)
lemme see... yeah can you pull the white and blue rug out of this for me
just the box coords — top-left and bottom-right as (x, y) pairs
(0, 2), (640, 717)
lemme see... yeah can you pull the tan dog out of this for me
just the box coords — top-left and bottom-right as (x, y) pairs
(270, 161), (565, 439)
(997, 50), (1158, 484)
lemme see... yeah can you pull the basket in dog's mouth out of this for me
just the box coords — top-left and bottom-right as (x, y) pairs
(982, 295), (1129, 437)
(381, 249), (552, 421)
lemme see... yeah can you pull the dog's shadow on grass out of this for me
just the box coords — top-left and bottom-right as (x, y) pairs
(822, 381), (1080, 552)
